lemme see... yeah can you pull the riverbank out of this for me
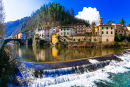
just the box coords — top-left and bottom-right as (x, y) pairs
(0, 45), (21, 86)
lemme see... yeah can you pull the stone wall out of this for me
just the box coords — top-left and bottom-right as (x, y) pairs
(59, 36), (101, 43)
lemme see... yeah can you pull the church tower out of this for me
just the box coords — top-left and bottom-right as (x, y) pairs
(98, 17), (103, 25)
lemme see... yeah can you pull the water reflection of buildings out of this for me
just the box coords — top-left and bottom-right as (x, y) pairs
(16, 45), (119, 62)
(57, 48), (115, 61)
(33, 46), (45, 61)
(33, 46), (52, 62)
(52, 47), (60, 61)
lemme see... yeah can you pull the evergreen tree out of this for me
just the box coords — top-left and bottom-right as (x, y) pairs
(22, 3), (89, 31)
(119, 17), (125, 25)
(108, 19), (115, 25)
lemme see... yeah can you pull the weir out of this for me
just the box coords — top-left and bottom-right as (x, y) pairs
(15, 50), (130, 86)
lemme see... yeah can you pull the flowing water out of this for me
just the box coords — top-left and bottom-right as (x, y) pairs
(7, 44), (130, 87)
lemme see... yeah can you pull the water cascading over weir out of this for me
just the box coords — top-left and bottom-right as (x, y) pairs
(16, 50), (130, 87)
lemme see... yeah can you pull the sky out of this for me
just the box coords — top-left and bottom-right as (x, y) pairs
(3, 0), (130, 25)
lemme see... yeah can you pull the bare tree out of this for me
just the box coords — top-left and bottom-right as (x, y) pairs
(0, 0), (5, 39)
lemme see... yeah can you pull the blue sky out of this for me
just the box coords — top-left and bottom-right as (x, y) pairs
(3, 0), (130, 25)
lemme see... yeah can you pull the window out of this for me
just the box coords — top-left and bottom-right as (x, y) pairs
(61, 29), (62, 31)
(102, 31), (104, 34)
(102, 27), (104, 29)
(73, 39), (75, 41)
(61, 33), (63, 35)
(106, 27), (108, 29)
(116, 30), (117, 32)
(119, 30), (120, 32)
(64, 32), (66, 36)
(78, 39), (80, 42)
(111, 31), (113, 34)
(111, 27), (113, 29)
(67, 32), (69, 35)
(106, 31), (108, 34)
(106, 39), (109, 42)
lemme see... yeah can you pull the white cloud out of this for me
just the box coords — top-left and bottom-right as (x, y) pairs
(75, 7), (100, 24)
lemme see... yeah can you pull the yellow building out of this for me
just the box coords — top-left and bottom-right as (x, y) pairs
(52, 33), (59, 45)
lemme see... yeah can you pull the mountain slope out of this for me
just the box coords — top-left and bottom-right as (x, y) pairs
(4, 17), (28, 38)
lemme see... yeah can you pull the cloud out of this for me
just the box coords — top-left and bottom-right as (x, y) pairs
(75, 7), (100, 24)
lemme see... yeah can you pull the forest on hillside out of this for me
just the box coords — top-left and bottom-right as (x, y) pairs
(4, 17), (28, 37)
(22, 3), (89, 31)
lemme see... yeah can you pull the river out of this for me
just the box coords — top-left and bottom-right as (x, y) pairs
(7, 44), (130, 87)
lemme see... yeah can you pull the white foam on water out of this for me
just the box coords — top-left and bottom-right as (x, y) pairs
(25, 51), (130, 87)
(89, 59), (100, 64)
(28, 69), (111, 87)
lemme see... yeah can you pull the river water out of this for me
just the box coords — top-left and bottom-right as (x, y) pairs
(8, 44), (130, 87)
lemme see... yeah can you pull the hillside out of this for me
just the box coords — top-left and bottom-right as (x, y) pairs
(4, 17), (28, 38)
(23, 3), (89, 31)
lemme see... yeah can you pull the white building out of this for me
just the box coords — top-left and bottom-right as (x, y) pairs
(35, 27), (53, 42)
(59, 27), (75, 36)
(17, 32), (21, 39)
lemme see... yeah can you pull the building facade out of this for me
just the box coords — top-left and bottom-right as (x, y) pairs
(35, 27), (53, 41)
(112, 23), (126, 36)
(17, 32), (21, 39)
(59, 27), (75, 36)
(52, 33), (59, 45)
(99, 25), (115, 42)
(62, 24), (89, 36)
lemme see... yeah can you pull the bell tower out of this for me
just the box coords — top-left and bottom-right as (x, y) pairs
(98, 17), (103, 25)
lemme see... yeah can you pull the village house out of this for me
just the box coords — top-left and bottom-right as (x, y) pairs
(59, 27), (75, 36)
(52, 33), (59, 45)
(62, 24), (90, 36)
(98, 17), (130, 43)
(17, 32), (21, 39)
(16, 30), (34, 40)
(35, 27), (54, 42)
(99, 25), (115, 42)
(111, 23), (126, 37)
